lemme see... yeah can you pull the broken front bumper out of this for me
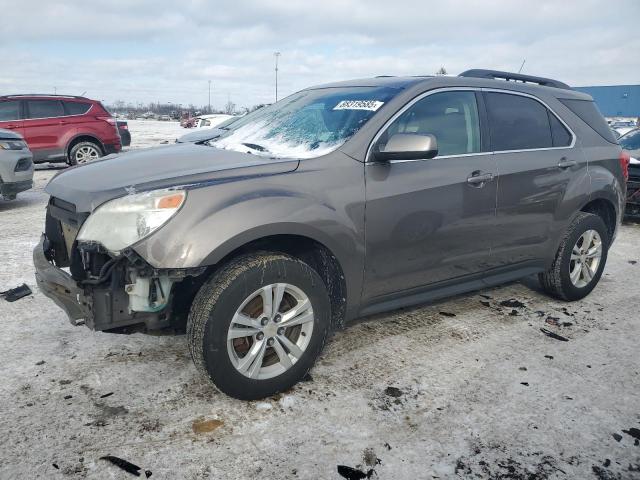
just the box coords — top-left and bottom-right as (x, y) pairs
(33, 234), (87, 325)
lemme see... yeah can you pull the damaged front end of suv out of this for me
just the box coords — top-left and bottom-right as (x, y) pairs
(34, 188), (204, 331)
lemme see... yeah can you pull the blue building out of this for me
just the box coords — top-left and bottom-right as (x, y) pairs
(574, 85), (640, 117)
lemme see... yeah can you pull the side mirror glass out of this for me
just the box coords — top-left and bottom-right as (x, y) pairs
(372, 133), (438, 162)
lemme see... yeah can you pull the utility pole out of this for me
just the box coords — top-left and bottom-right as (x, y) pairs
(208, 80), (212, 113)
(274, 52), (281, 102)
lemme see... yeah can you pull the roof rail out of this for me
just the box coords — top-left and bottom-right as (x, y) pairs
(458, 69), (571, 90)
(0, 94), (88, 99)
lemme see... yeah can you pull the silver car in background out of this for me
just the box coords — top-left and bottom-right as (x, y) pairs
(0, 128), (33, 200)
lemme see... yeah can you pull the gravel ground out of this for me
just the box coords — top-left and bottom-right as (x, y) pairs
(1, 122), (639, 479)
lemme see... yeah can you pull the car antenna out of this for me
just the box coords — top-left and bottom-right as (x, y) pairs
(517, 59), (526, 73)
(79, 91), (87, 96)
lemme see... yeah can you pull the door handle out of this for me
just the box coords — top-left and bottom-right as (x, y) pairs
(558, 159), (576, 169)
(6, 124), (19, 128)
(467, 172), (494, 186)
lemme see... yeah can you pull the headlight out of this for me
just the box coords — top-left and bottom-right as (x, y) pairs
(77, 189), (186, 253)
(0, 140), (27, 150)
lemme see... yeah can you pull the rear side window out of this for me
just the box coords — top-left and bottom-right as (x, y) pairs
(63, 101), (91, 115)
(0, 100), (21, 121)
(485, 92), (552, 151)
(548, 112), (572, 147)
(26, 100), (64, 119)
(559, 98), (617, 144)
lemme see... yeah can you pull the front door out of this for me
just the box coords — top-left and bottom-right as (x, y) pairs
(363, 90), (498, 303)
(23, 99), (67, 161)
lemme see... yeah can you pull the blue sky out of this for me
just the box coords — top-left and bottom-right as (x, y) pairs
(2, 0), (639, 110)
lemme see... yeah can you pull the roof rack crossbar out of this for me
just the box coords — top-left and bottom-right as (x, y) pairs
(458, 69), (571, 90)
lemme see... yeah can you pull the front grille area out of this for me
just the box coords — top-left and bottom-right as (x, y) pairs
(45, 197), (88, 271)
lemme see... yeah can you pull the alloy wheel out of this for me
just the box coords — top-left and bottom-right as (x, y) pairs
(227, 283), (314, 380)
(75, 145), (100, 163)
(569, 229), (602, 288)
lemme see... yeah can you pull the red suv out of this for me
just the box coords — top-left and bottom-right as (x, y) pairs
(0, 95), (121, 165)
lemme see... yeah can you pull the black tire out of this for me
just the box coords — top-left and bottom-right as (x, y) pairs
(187, 252), (331, 400)
(539, 212), (609, 301)
(68, 141), (102, 166)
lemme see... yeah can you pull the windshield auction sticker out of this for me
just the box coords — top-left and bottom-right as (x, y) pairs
(333, 100), (384, 111)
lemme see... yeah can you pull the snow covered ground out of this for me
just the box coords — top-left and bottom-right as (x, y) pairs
(126, 119), (187, 149)
(1, 124), (639, 479)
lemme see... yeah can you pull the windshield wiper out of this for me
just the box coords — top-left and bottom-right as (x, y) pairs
(241, 143), (268, 153)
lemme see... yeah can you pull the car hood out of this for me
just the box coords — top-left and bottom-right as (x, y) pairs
(176, 127), (225, 143)
(45, 143), (299, 212)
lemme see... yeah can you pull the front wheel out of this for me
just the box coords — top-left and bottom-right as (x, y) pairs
(539, 212), (609, 301)
(187, 252), (331, 400)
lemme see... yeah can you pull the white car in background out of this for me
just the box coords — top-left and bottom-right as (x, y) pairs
(193, 114), (235, 129)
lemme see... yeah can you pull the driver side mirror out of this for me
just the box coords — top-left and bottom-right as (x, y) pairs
(372, 133), (438, 162)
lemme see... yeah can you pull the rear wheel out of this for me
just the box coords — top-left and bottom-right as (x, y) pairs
(187, 252), (331, 400)
(68, 141), (102, 165)
(539, 212), (609, 301)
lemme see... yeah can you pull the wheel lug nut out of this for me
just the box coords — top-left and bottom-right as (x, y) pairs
(260, 317), (269, 326)
(277, 327), (285, 335)
(267, 338), (274, 346)
(256, 332), (264, 340)
(274, 314), (281, 323)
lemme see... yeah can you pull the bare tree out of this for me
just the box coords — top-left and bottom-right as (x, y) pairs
(224, 100), (236, 115)
(436, 66), (448, 76)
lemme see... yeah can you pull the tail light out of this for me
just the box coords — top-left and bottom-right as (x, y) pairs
(620, 150), (630, 182)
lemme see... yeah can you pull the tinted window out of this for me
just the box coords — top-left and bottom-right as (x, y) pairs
(620, 129), (640, 150)
(63, 101), (91, 115)
(559, 98), (617, 144)
(485, 92), (552, 151)
(378, 91), (481, 156)
(548, 111), (572, 147)
(26, 100), (64, 119)
(0, 101), (20, 121)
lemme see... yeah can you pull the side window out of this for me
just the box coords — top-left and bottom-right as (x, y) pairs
(548, 111), (572, 147)
(485, 92), (552, 151)
(378, 91), (481, 157)
(63, 101), (91, 115)
(26, 100), (64, 119)
(0, 101), (21, 121)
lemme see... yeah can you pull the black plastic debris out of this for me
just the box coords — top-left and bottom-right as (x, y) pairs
(500, 299), (526, 309)
(540, 328), (569, 342)
(520, 382), (529, 386)
(613, 433), (622, 442)
(145, 470), (152, 478)
(544, 355), (554, 359)
(337, 465), (375, 480)
(480, 301), (491, 308)
(623, 427), (640, 440)
(52, 463), (59, 470)
(604, 459), (611, 467)
(100, 392), (114, 398)
(100, 456), (142, 476)
(35, 360), (45, 366)
(629, 260), (637, 265)
(1, 283), (32, 302)
(439, 311), (456, 317)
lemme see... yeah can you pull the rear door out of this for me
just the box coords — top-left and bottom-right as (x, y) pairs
(363, 90), (498, 302)
(0, 99), (24, 134)
(485, 90), (583, 268)
(23, 99), (66, 161)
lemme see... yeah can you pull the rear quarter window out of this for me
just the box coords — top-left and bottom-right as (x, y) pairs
(558, 98), (617, 144)
(63, 101), (92, 115)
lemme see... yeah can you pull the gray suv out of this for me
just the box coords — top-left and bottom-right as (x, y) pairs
(33, 70), (627, 399)
(0, 128), (33, 200)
